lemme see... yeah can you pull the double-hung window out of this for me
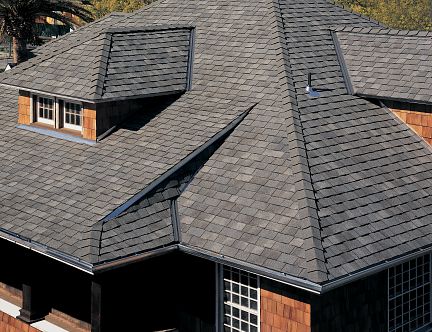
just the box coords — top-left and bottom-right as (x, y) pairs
(221, 266), (260, 332)
(388, 254), (431, 332)
(37, 96), (55, 125)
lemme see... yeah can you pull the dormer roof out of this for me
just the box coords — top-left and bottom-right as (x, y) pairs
(0, 24), (194, 102)
(333, 27), (432, 105)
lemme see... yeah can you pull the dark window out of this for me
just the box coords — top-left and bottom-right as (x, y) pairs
(389, 254), (431, 332)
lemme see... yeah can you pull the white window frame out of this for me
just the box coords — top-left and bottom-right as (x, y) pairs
(36, 95), (55, 126)
(388, 253), (432, 332)
(217, 264), (260, 332)
(30, 94), (83, 133)
(62, 99), (83, 131)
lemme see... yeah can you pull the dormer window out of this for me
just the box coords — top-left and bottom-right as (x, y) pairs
(64, 101), (82, 131)
(12, 26), (196, 142)
(37, 96), (55, 125)
(30, 94), (83, 134)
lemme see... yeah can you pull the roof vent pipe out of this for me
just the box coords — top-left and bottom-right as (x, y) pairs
(306, 72), (320, 97)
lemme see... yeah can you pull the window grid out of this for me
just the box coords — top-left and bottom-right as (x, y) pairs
(223, 266), (259, 332)
(388, 254), (431, 332)
(64, 102), (82, 129)
(38, 97), (54, 123)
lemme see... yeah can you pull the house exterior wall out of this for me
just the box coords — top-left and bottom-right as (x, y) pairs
(258, 271), (388, 332)
(392, 108), (432, 145)
(260, 278), (312, 332)
(0, 312), (40, 332)
(385, 100), (432, 145)
(312, 271), (388, 332)
(82, 98), (148, 140)
(17, 94), (167, 141)
(82, 104), (97, 141)
(18, 91), (31, 125)
(95, 98), (148, 138)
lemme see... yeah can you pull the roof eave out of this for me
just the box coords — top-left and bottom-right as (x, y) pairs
(356, 92), (432, 107)
(0, 83), (187, 104)
(0, 227), (94, 275)
(320, 245), (432, 293)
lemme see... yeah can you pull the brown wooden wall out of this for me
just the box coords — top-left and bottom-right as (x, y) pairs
(392, 108), (432, 145)
(261, 280), (311, 332)
(18, 91), (31, 125)
(0, 312), (41, 332)
(383, 100), (432, 146)
(82, 104), (97, 141)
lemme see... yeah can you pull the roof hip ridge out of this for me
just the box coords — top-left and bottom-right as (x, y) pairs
(94, 32), (113, 100)
(269, 0), (329, 283)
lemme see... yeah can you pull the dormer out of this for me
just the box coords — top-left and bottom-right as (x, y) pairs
(333, 27), (432, 145)
(4, 25), (195, 141)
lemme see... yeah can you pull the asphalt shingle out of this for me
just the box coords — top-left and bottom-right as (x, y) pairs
(0, 0), (431, 286)
(334, 27), (432, 104)
(0, 23), (193, 101)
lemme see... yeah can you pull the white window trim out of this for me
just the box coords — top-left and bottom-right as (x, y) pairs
(30, 94), (83, 133)
(217, 264), (260, 332)
(36, 95), (55, 126)
(388, 253), (432, 332)
(62, 100), (83, 131)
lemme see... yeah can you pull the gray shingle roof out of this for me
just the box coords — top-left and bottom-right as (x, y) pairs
(0, 23), (193, 101)
(334, 27), (432, 104)
(102, 26), (192, 100)
(0, 0), (431, 286)
(98, 199), (174, 263)
(178, 0), (432, 283)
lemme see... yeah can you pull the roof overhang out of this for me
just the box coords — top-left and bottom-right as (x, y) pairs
(2, 223), (432, 295)
(0, 83), (186, 104)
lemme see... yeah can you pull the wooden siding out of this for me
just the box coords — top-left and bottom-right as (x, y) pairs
(17, 91), (31, 125)
(391, 108), (432, 146)
(82, 104), (97, 141)
(261, 288), (311, 332)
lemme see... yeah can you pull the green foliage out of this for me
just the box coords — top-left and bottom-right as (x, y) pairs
(0, 0), (92, 63)
(0, 0), (92, 40)
(335, 0), (432, 30)
(88, 0), (151, 19)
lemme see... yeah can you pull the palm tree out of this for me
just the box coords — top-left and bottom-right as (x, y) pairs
(0, 0), (92, 64)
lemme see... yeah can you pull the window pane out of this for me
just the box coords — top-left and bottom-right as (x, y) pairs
(388, 254), (431, 332)
(64, 102), (82, 128)
(222, 266), (259, 332)
(38, 97), (54, 122)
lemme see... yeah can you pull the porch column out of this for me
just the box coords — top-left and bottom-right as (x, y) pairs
(17, 281), (49, 323)
(91, 280), (102, 332)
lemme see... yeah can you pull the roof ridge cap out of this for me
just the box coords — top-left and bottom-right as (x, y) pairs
(106, 24), (194, 34)
(269, 0), (329, 283)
